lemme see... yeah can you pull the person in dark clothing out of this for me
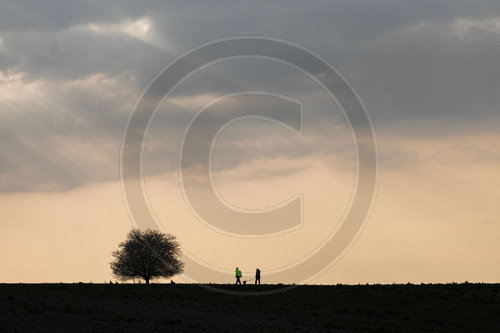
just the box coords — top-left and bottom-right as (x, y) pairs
(255, 268), (261, 285)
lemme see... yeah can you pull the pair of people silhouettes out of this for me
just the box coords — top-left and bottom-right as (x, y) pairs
(235, 267), (261, 285)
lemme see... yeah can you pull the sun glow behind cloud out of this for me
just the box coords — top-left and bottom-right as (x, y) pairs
(86, 17), (152, 39)
(72, 16), (170, 51)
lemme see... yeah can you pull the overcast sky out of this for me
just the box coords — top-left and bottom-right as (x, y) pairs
(1, 1), (499, 284)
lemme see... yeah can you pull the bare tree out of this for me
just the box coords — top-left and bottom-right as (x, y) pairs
(110, 229), (184, 284)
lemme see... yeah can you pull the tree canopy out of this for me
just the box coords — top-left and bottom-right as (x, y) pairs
(110, 229), (184, 284)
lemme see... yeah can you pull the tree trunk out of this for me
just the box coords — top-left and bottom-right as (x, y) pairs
(145, 277), (150, 284)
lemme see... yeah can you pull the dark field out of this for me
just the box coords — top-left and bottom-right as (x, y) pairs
(1, 283), (499, 332)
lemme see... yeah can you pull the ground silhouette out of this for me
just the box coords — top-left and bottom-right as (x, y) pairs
(1, 283), (498, 332)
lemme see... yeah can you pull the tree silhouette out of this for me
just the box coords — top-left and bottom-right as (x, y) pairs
(111, 229), (184, 284)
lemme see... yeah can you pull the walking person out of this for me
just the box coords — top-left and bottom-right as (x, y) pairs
(255, 268), (261, 285)
(235, 267), (242, 285)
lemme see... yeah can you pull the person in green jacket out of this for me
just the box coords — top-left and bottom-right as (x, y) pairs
(235, 267), (242, 285)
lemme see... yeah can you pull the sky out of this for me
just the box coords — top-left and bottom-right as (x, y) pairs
(0, 0), (499, 284)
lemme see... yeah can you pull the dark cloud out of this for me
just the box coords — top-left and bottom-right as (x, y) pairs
(0, 0), (499, 192)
